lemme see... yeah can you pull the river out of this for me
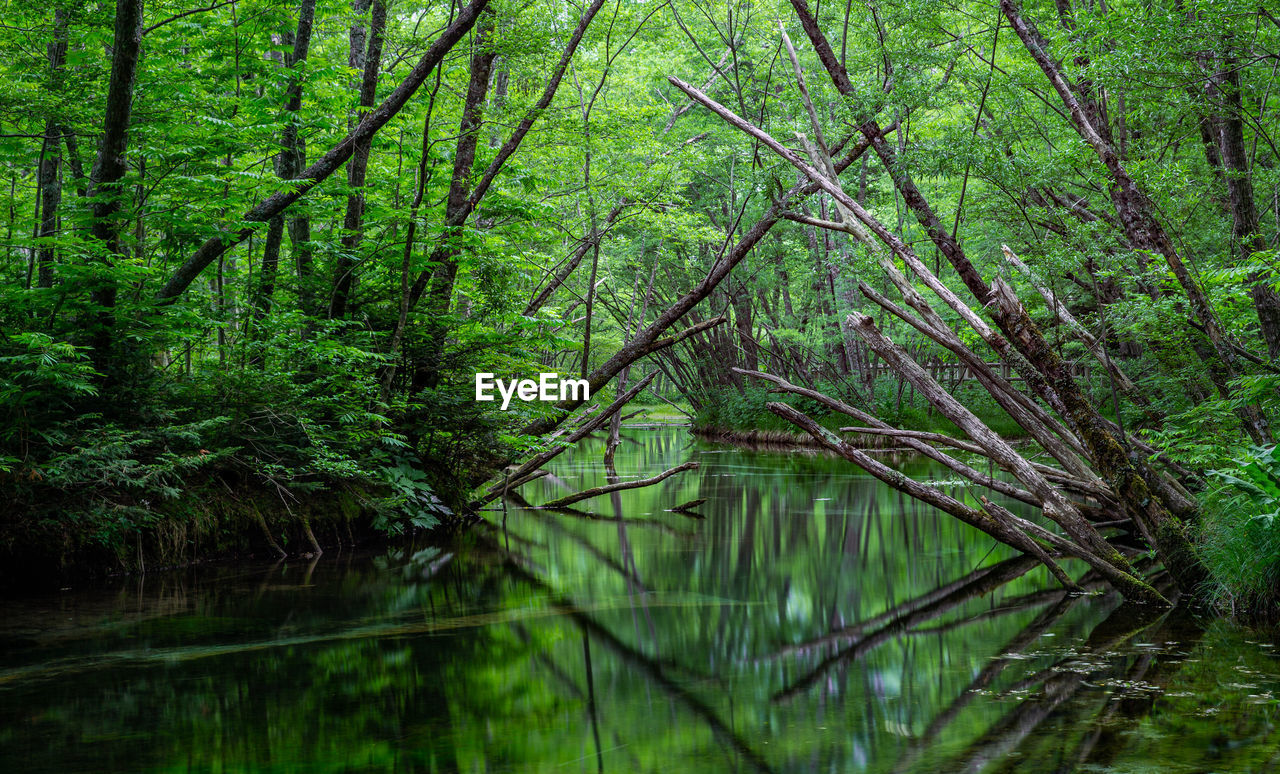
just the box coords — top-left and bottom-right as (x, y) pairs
(2, 424), (1278, 771)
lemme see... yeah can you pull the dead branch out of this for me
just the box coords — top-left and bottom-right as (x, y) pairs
(856, 275), (1095, 475)
(734, 368), (1043, 507)
(669, 498), (706, 515)
(845, 309), (1138, 573)
(639, 315), (728, 356)
(836, 426), (1109, 497)
(540, 461), (700, 508)
(498, 469), (550, 493)
(767, 402), (1078, 590)
(471, 372), (658, 508)
(1000, 245), (1144, 399)
(646, 386), (692, 418)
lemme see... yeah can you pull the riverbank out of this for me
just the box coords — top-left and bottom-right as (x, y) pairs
(0, 478), (393, 591)
(689, 378), (1030, 449)
(690, 425), (925, 450)
(0, 405), (684, 590)
(6, 423), (1279, 773)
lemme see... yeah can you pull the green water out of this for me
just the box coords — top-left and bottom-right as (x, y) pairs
(2, 426), (1279, 772)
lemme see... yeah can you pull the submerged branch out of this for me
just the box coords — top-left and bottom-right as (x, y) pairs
(540, 461), (699, 508)
(766, 402), (1079, 590)
(471, 372), (658, 509)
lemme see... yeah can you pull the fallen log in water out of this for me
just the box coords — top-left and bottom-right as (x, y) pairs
(669, 498), (706, 516)
(766, 402), (1081, 592)
(540, 461), (700, 509)
(471, 372), (659, 509)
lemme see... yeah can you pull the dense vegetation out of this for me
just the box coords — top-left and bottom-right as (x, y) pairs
(2, 0), (1280, 613)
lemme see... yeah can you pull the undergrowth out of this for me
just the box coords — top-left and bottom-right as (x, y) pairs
(1198, 444), (1280, 621)
(691, 375), (1027, 440)
(0, 326), (503, 579)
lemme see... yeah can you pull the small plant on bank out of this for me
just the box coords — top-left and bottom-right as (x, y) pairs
(1200, 444), (1280, 619)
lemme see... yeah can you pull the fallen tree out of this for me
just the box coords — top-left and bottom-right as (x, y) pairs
(660, 3), (1262, 603)
(540, 461), (699, 509)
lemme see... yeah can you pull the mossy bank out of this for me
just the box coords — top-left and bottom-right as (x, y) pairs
(1, 478), (406, 590)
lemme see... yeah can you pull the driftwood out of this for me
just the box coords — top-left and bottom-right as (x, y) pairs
(987, 277), (1202, 565)
(675, 62), (1118, 462)
(541, 461), (700, 509)
(794, 200), (1094, 469)
(780, 400), (1152, 598)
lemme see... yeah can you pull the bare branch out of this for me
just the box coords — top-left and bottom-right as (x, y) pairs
(541, 461), (700, 508)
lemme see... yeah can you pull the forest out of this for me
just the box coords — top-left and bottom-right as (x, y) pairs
(3, 0), (1280, 621)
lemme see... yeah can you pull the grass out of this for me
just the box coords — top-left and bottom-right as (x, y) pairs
(1195, 445), (1280, 621)
(1196, 501), (1280, 621)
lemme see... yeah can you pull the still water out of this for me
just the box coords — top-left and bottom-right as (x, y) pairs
(2, 425), (1279, 772)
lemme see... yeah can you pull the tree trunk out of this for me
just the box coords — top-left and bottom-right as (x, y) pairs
(329, 0), (387, 319)
(1213, 57), (1280, 358)
(87, 0), (144, 367)
(403, 0), (609, 391)
(254, 0), (317, 324)
(998, 0), (1269, 442)
(35, 9), (69, 290)
(410, 11), (496, 391)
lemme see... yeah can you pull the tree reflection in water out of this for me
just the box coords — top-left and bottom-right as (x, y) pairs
(1, 427), (1278, 772)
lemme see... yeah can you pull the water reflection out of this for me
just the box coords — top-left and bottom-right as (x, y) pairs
(1, 426), (1278, 772)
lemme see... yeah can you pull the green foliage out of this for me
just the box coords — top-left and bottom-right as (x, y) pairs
(1199, 445), (1280, 617)
(1, 0), (1279, 604)
(1141, 398), (1244, 469)
(0, 332), (98, 472)
(373, 456), (452, 535)
(692, 381), (852, 436)
(39, 418), (235, 545)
